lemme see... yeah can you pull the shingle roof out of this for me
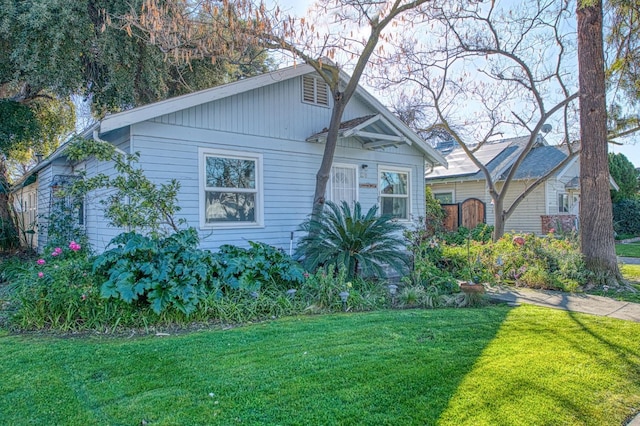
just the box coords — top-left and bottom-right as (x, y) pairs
(500, 145), (568, 180)
(425, 136), (568, 182)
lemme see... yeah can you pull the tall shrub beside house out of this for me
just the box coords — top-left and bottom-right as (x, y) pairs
(613, 198), (640, 237)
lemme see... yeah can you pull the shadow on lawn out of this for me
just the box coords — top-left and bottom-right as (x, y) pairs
(434, 301), (640, 426)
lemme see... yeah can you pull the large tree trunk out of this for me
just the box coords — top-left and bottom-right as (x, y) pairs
(577, 0), (621, 282)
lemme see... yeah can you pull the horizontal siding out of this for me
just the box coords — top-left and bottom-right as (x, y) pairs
(80, 135), (131, 252)
(131, 121), (425, 252)
(500, 181), (546, 235)
(151, 75), (372, 142)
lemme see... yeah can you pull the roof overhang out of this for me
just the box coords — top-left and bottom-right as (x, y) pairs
(306, 114), (411, 150)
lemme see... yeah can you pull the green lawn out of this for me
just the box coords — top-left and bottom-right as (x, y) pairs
(616, 243), (640, 258)
(1, 305), (639, 425)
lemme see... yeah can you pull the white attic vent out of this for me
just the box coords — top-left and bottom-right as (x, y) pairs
(302, 75), (329, 106)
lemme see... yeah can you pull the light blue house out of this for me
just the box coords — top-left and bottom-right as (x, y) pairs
(18, 64), (447, 253)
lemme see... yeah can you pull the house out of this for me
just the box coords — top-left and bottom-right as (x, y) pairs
(14, 64), (446, 253)
(425, 137), (618, 235)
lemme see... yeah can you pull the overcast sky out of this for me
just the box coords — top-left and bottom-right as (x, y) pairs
(266, 0), (639, 167)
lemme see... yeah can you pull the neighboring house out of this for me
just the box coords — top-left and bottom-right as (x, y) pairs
(425, 136), (618, 235)
(15, 64), (446, 253)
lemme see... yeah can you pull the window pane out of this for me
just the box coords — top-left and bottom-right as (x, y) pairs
(381, 197), (408, 219)
(205, 192), (255, 223)
(206, 157), (255, 189)
(380, 171), (407, 195)
(558, 193), (568, 213)
(434, 192), (453, 204)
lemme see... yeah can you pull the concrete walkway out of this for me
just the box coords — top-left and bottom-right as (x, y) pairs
(620, 256), (640, 265)
(485, 285), (640, 323)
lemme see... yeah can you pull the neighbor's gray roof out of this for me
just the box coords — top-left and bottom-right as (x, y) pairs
(499, 145), (568, 180)
(426, 136), (530, 181)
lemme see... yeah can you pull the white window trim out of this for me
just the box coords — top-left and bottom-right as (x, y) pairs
(198, 147), (264, 229)
(328, 163), (359, 204)
(433, 190), (455, 204)
(378, 165), (412, 222)
(301, 75), (330, 108)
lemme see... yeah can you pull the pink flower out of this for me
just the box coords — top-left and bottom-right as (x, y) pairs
(69, 241), (81, 251)
(81, 294), (87, 301)
(36, 258), (46, 265)
(38, 272), (44, 278)
(548, 228), (556, 234)
(51, 251), (59, 257)
(54, 247), (62, 254)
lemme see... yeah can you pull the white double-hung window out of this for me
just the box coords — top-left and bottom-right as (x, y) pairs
(200, 148), (263, 228)
(379, 167), (410, 220)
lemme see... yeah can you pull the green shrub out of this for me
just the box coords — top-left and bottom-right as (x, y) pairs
(397, 285), (427, 308)
(613, 199), (640, 237)
(213, 241), (305, 293)
(441, 224), (494, 245)
(404, 226), (458, 294)
(0, 217), (20, 251)
(424, 187), (445, 236)
(9, 241), (102, 330)
(295, 201), (410, 279)
(297, 265), (387, 313)
(482, 233), (586, 291)
(94, 228), (216, 315)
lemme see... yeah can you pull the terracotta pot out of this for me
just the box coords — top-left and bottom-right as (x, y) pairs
(459, 282), (485, 294)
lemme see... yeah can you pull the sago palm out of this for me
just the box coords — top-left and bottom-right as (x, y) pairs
(295, 201), (410, 279)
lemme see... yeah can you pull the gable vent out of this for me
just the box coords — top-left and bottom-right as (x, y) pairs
(302, 75), (329, 106)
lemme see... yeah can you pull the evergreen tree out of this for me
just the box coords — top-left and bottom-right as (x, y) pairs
(609, 152), (639, 202)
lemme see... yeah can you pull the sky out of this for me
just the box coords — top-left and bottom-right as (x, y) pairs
(267, 0), (640, 167)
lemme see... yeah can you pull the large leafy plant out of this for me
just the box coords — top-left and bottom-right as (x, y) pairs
(213, 241), (305, 293)
(93, 228), (215, 314)
(295, 201), (410, 279)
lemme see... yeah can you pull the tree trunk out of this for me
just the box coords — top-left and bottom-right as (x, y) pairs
(0, 160), (19, 250)
(577, 0), (621, 282)
(492, 196), (506, 241)
(311, 97), (347, 218)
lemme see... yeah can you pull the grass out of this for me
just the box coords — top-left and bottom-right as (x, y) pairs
(616, 243), (640, 258)
(622, 264), (640, 283)
(1, 305), (639, 425)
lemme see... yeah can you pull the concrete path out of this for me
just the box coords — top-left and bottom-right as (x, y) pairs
(485, 285), (640, 323)
(620, 256), (640, 265)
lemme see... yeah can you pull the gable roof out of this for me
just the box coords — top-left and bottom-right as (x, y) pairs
(98, 64), (447, 167)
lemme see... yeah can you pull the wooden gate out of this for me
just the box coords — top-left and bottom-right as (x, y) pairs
(441, 204), (459, 232)
(440, 198), (486, 232)
(460, 198), (485, 229)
